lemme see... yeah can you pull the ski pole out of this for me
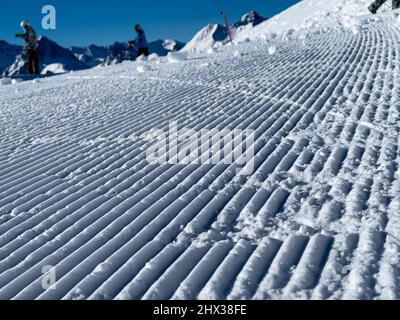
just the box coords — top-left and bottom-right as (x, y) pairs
(221, 11), (233, 43)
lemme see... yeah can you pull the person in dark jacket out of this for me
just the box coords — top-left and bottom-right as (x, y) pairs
(369, 0), (400, 14)
(15, 21), (40, 75)
(129, 24), (149, 58)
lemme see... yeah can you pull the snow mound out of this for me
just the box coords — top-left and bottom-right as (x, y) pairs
(167, 51), (188, 63)
(268, 46), (277, 55)
(41, 63), (68, 75)
(136, 54), (147, 62)
(207, 47), (216, 55)
(147, 53), (159, 62)
(0, 77), (12, 86)
(137, 65), (151, 73)
(11, 78), (23, 85)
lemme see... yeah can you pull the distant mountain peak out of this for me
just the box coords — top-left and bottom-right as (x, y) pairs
(0, 40), (23, 74)
(71, 39), (185, 67)
(182, 10), (267, 52)
(233, 11), (267, 28)
(2, 35), (185, 76)
(182, 24), (228, 52)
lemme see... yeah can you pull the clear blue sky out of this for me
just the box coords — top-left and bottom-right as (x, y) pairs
(0, 0), (301, 47)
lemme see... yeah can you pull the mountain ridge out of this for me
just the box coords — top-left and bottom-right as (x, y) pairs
(1, 10), (265, 75)
(1, 37), (185, 76)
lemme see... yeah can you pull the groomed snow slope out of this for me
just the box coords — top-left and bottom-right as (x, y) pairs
(1, 0), (400, 300)
(237, 0), (387, 41)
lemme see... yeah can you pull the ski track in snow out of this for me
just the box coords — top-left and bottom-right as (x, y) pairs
(1, 10), (400, 300)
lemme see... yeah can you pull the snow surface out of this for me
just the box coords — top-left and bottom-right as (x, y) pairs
(235, 0), (389, 41)
(41, 63), (69, 75)
(0, 77), (12, 86)
(1, 0), (400, 300)
(167, 51), (188, 63)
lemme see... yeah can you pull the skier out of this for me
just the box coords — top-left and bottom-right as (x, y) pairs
(129, 24), (149, 58)
(369, 0), (400, 14)
(15, 21), (40, 75)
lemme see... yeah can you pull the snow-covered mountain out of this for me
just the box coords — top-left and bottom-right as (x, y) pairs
(71, 44), (112, 67)
(148, 39), (185, 56)
(232, 11), (267, 29)
(182, 24), (229, 52)
(0, 41), (22, 74)
(72, 39), (185, 67)
(71, 42), (137, 67)
(2, 37), (185, 76)
(234, 0), (377, 41)
(4, 37), (88, 76)
(182, 11), (267, 52)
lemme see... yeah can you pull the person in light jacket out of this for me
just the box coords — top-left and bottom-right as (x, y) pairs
(15, 21), (40, 75)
